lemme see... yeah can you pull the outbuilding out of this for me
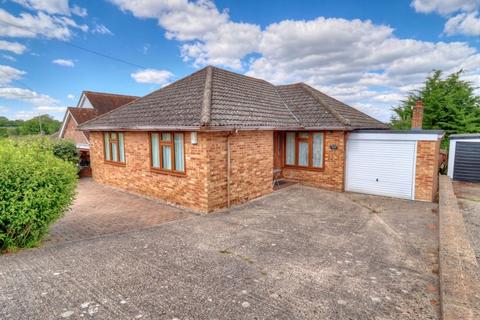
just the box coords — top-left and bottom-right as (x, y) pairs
(447, 134), (480, 183)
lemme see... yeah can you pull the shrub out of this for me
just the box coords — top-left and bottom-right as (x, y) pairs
(0, 138), (77, 251)
(52, 139), (79, 165)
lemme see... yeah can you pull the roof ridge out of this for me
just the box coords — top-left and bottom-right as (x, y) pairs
(83, 91), (139, 98)
(200, 66), (213, 127)
(300, 83), (351, 127)
(272, 85), (303, 128)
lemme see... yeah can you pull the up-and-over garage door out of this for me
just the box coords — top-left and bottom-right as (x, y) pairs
(453, 142), (480, 182)
(346, 138), (417, 200)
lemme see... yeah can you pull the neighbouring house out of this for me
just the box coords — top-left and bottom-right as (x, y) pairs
(79, 66), (443, 212)
(58, 91), (138, 176)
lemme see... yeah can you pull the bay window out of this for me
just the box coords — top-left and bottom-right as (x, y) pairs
(150, 132), (185, 173)
(103, 132), (125, 164)
(285, 132), (324, 169)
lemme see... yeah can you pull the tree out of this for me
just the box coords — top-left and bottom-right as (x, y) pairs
(390, 70), (480, 142)
(18, 115), (61, 135)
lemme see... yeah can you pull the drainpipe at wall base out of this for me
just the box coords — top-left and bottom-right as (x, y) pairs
(226, 129), (237, 208)
(227, 133), (231, 208)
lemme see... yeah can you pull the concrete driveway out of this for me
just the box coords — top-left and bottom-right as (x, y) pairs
(0, 184), (439, 319)
(454, 181), (480, 266)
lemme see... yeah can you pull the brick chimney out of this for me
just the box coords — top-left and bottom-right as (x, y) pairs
(412, 100), (424, 130)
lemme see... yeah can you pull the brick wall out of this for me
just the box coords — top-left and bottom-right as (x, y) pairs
(415, 140), (440, 201)
(89, 130), (273, 213)
(206, 131), (273, 210)
(90, 131), (209, 212)
(63, 116), (88, 145)
(282, 131), (346, 191)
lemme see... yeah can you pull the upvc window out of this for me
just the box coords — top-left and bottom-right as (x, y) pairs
(285, 132), (324, 169)
(150, 132), (185, 173)
(103, 132), (125, 164)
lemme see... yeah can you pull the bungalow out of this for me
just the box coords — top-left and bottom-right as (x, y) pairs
(59, 91), (138, 175)
(79, 66), (442, 212)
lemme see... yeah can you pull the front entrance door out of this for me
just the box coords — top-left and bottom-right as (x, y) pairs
(273, 132), (284, 171)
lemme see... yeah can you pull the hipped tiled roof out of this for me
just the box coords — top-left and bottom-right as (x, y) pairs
(83, 91), (139, 114)
(79, 66), (387, 131)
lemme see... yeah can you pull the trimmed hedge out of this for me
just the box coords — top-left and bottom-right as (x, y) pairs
(0, 138), (77, 250)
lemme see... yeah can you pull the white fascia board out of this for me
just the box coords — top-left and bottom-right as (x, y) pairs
(76, 143), (90, 149)
(349, 132), (442, 141)
(58, 110), (72, 139)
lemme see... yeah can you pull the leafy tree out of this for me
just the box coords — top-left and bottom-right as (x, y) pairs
(18, 115), (61, 135)
(52, 140), (79, 165)
(390, 70), (480, 145)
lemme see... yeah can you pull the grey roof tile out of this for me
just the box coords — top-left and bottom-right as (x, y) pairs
(79, 66), (387, 131)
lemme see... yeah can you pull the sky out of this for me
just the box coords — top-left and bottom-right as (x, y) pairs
(1, 0), (480, 122)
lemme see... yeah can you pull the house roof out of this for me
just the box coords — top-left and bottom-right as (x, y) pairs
(82, 91), (139, 114)
(68, 107), (99, 124)
(79, 66), (388, 131)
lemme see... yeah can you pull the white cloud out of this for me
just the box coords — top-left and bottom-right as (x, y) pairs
(0, 65), (26, 85)
(52, 58), (75, 67)
(0, 87), (58, 106)
(36, 106), (66, 112)
(12, 0), (88, 17)
(110, 1), (480, 121)
(0, 8), (88, 40)
(14, 110), (36, 120)
(0, 40), (27, 54)
(110, 0), (258, 69)
(411, 0), (480, 36)
(92, 24), (113, 35)
(131, 69), (174, 85)
(444, 11), (480, 35)
(71, 5), (88, 17)
(1, 55), (16, 62)
(67, 94), (74, 99)
(411, 0), (480, 15)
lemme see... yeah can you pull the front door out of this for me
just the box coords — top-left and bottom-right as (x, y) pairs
(273, 132), (284, 170)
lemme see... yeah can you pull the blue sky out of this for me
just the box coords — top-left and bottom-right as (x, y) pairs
(1, 0), (480, 122)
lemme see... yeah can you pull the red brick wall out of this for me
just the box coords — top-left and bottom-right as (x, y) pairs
(63, 116), (88, 145)
(282, 131), (346, 191)
(89, 130), (274, 212)
(415, 140), (440, 201)
(90, 131), (209, 212)
(206, 131), (273, 210)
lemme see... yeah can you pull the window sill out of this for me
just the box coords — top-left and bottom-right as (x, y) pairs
(150, 168), (186, 177)
(283, 165), (324, 172)
(104, 161), (126, 167)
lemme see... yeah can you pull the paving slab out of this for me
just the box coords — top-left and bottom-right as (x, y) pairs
(0, 184), (439, 319)
(43, 178), (192, 246)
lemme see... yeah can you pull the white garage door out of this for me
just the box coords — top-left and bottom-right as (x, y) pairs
(346, 139), (416, 199)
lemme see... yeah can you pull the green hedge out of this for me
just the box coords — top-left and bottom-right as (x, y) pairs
(0, 138), (77, 251)
(52, 139), (79, 165)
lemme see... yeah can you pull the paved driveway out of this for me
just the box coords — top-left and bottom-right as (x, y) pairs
(454, 181), (480, 265)
(44, 179), (192, 246)
(0, 184), (439, 319)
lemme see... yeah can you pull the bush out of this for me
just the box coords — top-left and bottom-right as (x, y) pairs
(52, 139), (79, 165)
(0, 138), (77, 251)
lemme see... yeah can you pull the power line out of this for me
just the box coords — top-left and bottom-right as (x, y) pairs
(0, 17), (148, 69)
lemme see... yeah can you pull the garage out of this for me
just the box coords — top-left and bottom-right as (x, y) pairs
(447, 134), (480, 183)
(346, 130), (444, 201)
